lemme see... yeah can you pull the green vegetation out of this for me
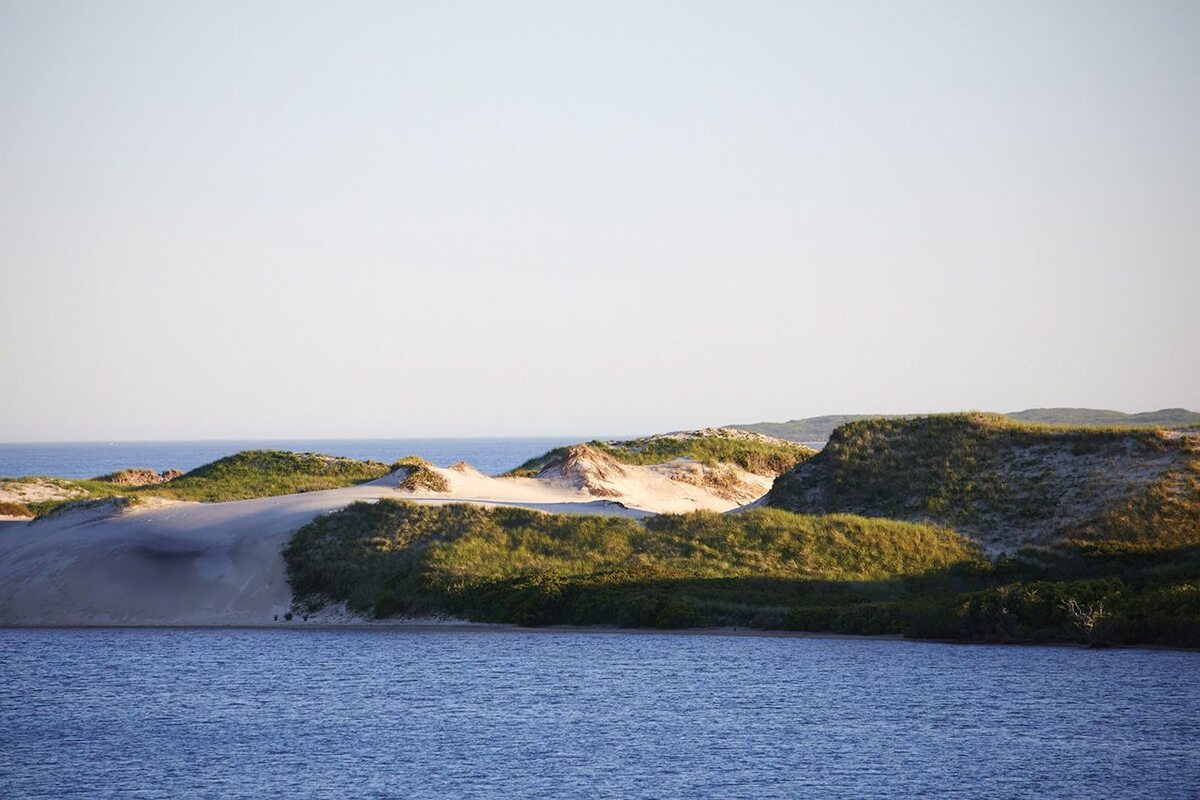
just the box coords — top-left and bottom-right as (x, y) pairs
(392, 456), (450, 493)
(155, 451), (390, 502)
(39, 496), (142, 518)
(283, 499), (1200, 647)
(507, 434), (813, 477)
(732, 407), (1200, 443)
(767, 413), (1197, 547)
(283, 500), (971, 624)
(883, 540), (1200, 648)
(8, 451), (393, 515)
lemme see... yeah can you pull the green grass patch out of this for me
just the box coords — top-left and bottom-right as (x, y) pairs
(507, 435), (813, 477)
(37, 496), (142, 518)
(284, 501), (977, 626)
(9, 450), (392, 514)
(156, 451), (390, 502)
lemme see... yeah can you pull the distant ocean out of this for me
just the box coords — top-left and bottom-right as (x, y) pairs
(0, 438), (588, 479)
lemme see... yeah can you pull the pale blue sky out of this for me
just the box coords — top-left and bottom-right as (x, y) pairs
(1, 1), (1198, 440)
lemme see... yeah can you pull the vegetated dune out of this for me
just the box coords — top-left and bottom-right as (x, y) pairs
(0, 472), (645, 627)
(0, 451), (395, 517)
(506, 444), (772, 509)
(0, 430), (806, 626)
(766, 413), (1200, 551)
(506, 428), (812, 508)
(281, 491), (1200, 647)
(0, 477), (89, 507)
(284, 500), (977, 627)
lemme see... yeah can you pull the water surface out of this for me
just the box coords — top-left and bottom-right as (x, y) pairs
(0, 438), (590, 479)
(1, 628), (1195, 799)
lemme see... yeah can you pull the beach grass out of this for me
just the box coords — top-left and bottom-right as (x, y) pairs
(8, 450), (393, 514)
(283, 498), (1200, 646)
(0, 501), (34, 518)
(767, 412), (1199, 547)
(507, 435), (813, 477)
(392, 456), (450, 492)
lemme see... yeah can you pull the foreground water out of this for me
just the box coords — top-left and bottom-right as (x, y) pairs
(0, 438), (590, 479)
(1, 629), (1196, 799)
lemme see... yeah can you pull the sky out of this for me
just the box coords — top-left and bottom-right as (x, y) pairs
(1, 1), (1198, 441)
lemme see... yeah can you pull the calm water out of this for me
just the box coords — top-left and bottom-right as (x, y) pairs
(0, 629), (1196, 799)
(0, 438), (591, 479)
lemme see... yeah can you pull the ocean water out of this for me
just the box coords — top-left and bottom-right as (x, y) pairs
(0, 438), (589, 479)
(0, 628), (1196, 799)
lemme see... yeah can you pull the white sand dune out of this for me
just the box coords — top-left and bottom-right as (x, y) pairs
(0, 458), (762, 626)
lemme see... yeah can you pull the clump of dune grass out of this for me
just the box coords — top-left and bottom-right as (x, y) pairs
(392, 456), (450, 493)
(0, 501), (34, 518)
(507, 433), (813, 478)
(39, 496), (141, 518)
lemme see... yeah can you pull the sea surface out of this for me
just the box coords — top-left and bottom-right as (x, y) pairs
(0, 628), (1196, 799)
(0, 438), (590, 479)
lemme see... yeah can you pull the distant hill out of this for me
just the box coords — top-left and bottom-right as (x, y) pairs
(730, 415), (900, 443)
(732, 407), (1200, 443)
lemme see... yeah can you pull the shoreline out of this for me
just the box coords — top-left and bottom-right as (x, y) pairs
(4, 621), (1196, 653)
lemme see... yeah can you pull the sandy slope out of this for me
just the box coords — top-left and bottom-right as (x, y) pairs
(439, 455), (772, 512)
(0, 461), (757, 626)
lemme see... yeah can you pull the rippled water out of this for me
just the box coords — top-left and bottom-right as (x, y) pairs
(0, 438), (589, 479)
(1, 629), (1196, 799)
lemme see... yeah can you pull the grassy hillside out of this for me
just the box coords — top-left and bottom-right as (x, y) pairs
(5, 451), (392, 514)
(283, 499), (1200, 646)
(160, 451), (391, 502)
(767, 413), (1200, 550)
(284, 501), (974, 624)
(507, 431), (813, 478)
(733, 408), (1200, 443)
